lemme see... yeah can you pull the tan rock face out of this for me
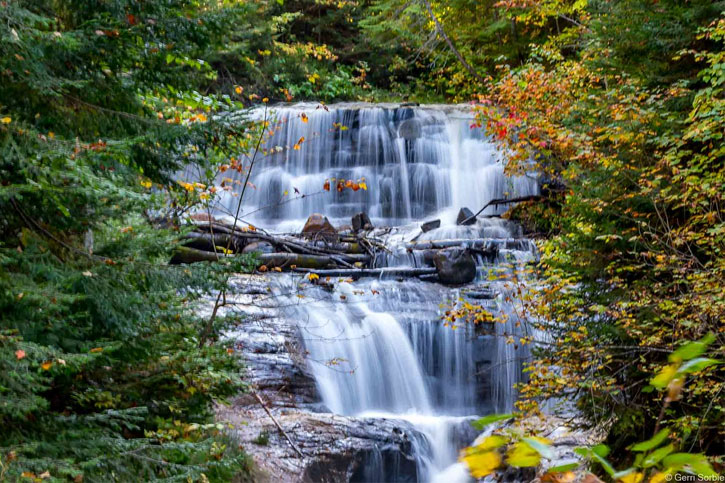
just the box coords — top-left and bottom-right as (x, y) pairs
(301, 213), (336, 237)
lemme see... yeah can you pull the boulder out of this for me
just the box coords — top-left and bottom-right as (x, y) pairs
(351, 212), (373, 232)
(433, 248), (476, 285)
(456, 207), (477, 225)
(398, 119), (422, 140)
(421, 219), (441, 232)
(243, 241), (275, 254)
(301, 213), (336, 238)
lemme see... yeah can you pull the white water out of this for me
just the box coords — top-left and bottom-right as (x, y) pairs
(214, 103), (538, 482)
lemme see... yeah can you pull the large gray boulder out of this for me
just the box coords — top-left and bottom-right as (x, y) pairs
(433, 248), (477, 285)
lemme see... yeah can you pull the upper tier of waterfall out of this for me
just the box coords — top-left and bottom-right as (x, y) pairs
(214, 103), (538, 231)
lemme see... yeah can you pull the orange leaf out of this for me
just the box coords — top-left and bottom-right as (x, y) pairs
(90, 347), (103, 353)
(41, 361), (53, 371)
(301, 113), (308, 123)
(258, 265), (268, 272)
(15, 349), (26, 360)
(323, 180), (330, 191)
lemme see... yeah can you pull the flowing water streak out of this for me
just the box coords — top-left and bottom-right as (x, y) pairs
(214, 103), (539, 481)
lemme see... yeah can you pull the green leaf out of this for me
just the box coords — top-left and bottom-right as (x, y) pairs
(663, 453), (717, 477)
(678, 357), (719, 374)
(591, 451), (616, 477)
(613, 468), (637, 480)
(669, 333), (715, 362)
(471, 413), (513, 430)
(592, 444), (611, 458)
(523, 437), (555, 459)
(546, 462), (580, 473)
(643, 444), (674, 468)
(630, 429), (669, 452)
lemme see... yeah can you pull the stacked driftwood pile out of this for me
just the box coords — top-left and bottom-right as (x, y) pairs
(170, 211), (512, 284)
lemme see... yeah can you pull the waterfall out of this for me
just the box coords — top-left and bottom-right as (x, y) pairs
(216, 103), (537, 230)
(214, 103), (538, 482)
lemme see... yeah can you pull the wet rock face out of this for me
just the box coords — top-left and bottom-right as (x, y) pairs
(433, 248), (477, 285)
(457, 207), (477, 225)
(217, 403), (421, 483)
(213, 275), (423, 483)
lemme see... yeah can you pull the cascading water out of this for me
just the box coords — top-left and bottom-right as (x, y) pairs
(215, 103), (539, 482)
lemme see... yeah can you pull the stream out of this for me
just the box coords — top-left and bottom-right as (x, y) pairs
(210, 103), (540, 482)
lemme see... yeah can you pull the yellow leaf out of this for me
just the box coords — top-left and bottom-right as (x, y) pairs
(41, 361), (53, 371)
(301, 113), (308, 123)
(1, 116), (11, 124)
(507, 441), (541, 467)
(359, 182), (368, 191)
(140, 179), (152, 189)
(462, 450), (501, 478)
(262, 97), (269, 103)
(477, 435), (508, 451)
(235, 86), (243, 94)
(90, 347), (103, 353)
(21, 472), (36, 478)
(618, 472), (643, 483)
(308, 273), (320, 281)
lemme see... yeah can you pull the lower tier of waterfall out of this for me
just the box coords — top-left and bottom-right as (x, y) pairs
(212, 217), (536, 482)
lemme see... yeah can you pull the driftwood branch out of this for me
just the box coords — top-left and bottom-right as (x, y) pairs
(253, 392), (304, 458)
(293, 267), (437, 278)
(461, 195), (542, 225)
(421, 0), (486, 85)
(404, 237), (530, 251)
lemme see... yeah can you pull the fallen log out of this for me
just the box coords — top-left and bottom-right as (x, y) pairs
(192, 221), (367, 257)
(257, 253), (369, 269)
(183, 232), (245, 253)
(293, 267), (437, 278)
(170, 246), (229, 264)
(405, 238), (507, 251)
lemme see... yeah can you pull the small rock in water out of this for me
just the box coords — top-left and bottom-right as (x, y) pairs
(242, 241), (274, 254)
(302, 213), (337, 238)
(352, 212), (373, 232)
(433, 248), (477, 285)
(421, 219), (441, 232)
(456, 207), (477, 225)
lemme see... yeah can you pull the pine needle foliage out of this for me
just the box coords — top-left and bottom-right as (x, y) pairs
(1, 0), (256, 480)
